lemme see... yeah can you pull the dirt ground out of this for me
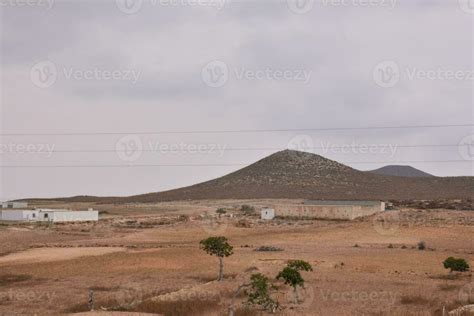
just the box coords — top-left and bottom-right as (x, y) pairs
(0, 200), (473, 316)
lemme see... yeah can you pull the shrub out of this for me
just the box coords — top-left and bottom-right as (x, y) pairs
(216, 208), (227, 217)
(417, 241), (426, 250)
(241, 205), (256, 216)
(254, 246), (283, 252)
(388, 244), (394, 249)
(246, 273), (278, 312)
(443, 257), (470, 272)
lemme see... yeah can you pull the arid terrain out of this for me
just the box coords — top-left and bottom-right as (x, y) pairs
(0, 199), (473, 316)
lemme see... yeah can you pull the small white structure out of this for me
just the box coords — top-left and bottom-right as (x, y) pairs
(1, 202), (28, 209)
(0, 209), (99, 223)
(1, 210), (39, 221)
(261, 208), (275, 220)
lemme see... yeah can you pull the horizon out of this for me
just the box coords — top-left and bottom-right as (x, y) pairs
(6, 148), (472, 201)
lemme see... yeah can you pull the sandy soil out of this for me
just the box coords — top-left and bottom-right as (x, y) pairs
(0, 247), (126, 265)
(0, 200), (472, 316)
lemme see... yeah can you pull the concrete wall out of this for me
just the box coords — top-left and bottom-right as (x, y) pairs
(272, 202), (384, 220)
(1, 210), (99, 222)
(0, 202), (28, 209)
(46, 211), (99, 222)
(1, 210), (39, 221)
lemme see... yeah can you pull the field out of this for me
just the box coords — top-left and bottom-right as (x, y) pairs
(0, 200), (473, 315)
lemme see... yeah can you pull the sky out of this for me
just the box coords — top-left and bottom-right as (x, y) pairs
(0, 0), (473, 200)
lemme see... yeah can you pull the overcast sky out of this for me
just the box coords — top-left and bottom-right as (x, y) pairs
(0, 0), (473, 200)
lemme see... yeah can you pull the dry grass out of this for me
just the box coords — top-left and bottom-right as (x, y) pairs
(0, 203), (472, 315)
(0, 274), (32, 286)
(400, 295), (431, 305)
(134, 297), (221, 315)
(438, 283), (461, 291)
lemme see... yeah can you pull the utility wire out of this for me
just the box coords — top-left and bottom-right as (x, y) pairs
(0, 160), (471, 168)
(0, 144), (464, 154)
(0, 123), (472, 137)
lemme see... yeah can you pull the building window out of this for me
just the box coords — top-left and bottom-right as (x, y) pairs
(44, 214), (48, 218)
(32, 214), (36, 218)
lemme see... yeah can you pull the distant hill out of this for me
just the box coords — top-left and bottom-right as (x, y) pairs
(29, 150), (474, 203)
(367, 165), (434, 178)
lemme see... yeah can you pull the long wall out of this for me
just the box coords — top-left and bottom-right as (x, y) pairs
(272, 203), (384, 220)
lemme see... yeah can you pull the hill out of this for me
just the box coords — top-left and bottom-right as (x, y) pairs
(119, 150), (472, 202)
(367, 165), (434, 178)
(28, 150), (473, 203)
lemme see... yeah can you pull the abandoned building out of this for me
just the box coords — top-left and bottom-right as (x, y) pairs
(267, 201), (385, 220)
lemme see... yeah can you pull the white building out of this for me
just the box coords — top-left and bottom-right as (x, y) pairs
(0, 202), (28, 209)
(261, 208), (275, 220)
(0, 209), (99, 222)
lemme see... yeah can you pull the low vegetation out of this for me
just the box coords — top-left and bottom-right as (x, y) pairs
(216, 208), (227, 217)
(241, 205), (256, 216)
(418, 241), (426, 250)
(443, 257), (470, 272)
(254, 246), (284, 252)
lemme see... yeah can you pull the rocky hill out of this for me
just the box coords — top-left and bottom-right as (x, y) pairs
(367, 165), (434, 178)
(117, 150), (473, 202)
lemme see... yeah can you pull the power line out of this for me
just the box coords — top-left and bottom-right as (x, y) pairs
(0, 160), (470, 168)
(0, 144), (464, 155)
(0, 123), (472, 137)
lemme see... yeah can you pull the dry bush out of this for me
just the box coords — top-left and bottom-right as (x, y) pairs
(134, 297), (220, 315)
(254, 246), (284, 252)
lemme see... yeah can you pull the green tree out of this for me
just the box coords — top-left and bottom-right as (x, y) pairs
(216, 208), (227, 218)
(246, 273), (278, 312)
(277, 260), (313, 304)
(443, 257), (470, 273)
(200, 236), (233, 281)
(228, 273), (278, 316)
